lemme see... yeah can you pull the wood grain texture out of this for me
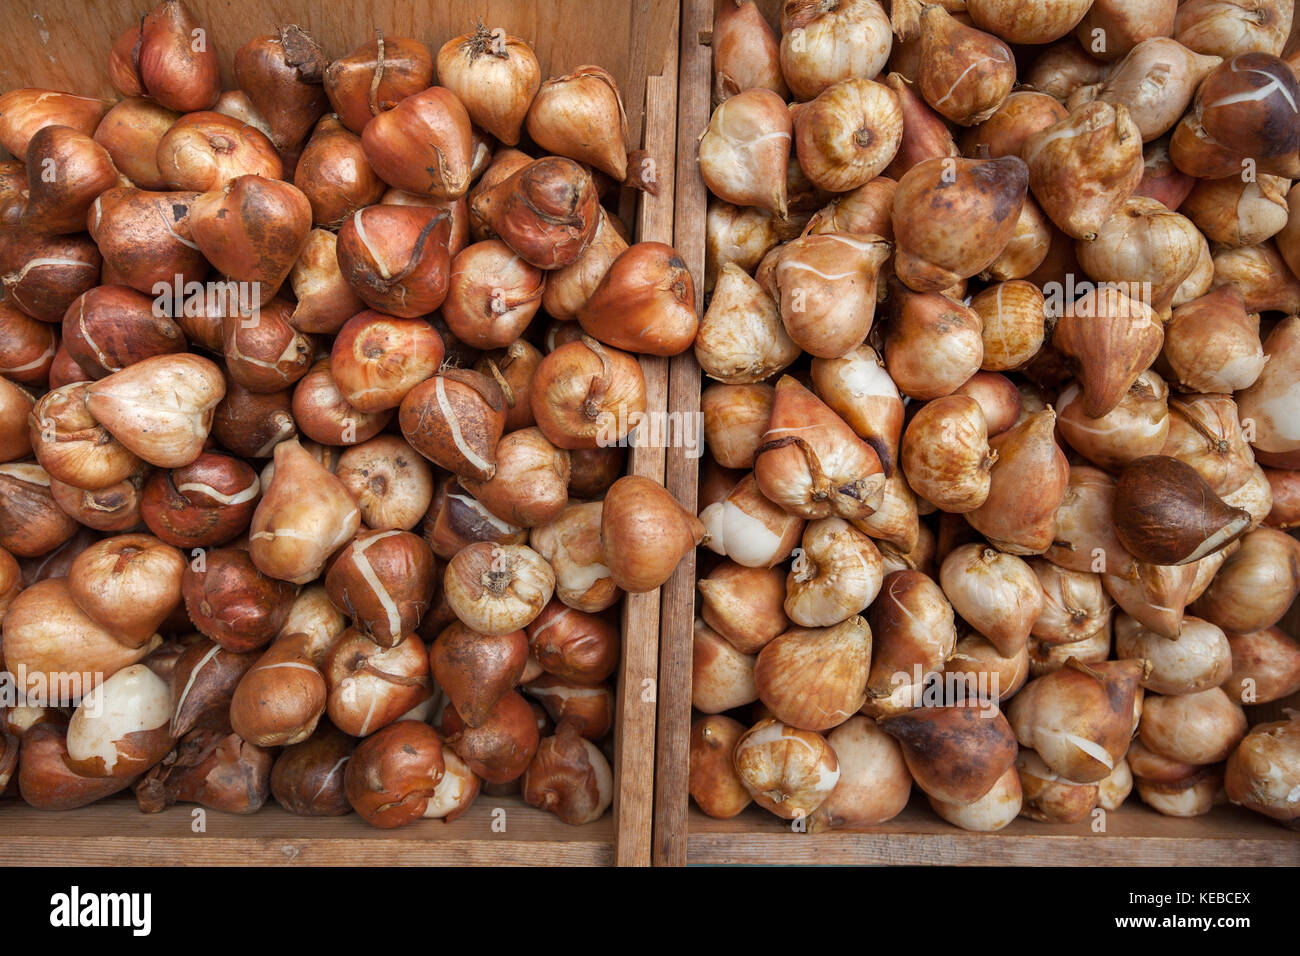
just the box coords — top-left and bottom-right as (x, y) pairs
(0, 0), (675, 150)
(612, 6), (681, 868)
(653, 0), (712, 869)
(689, 803), (1300, 866)
(0, 794), (613, 866)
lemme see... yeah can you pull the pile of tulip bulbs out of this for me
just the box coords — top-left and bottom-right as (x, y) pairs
(0, 1), (705, 828)
(689, 0), (1300, 832)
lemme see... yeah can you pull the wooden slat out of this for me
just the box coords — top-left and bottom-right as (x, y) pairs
(0, 794), (613, 866)
(611, 1), (681, 869)
(652, 0), (712, 868)
(688, 802), (1300, 866)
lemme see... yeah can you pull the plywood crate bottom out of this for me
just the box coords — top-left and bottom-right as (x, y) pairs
(686, 800), (1299, 867)
(0, 795), (614, 866)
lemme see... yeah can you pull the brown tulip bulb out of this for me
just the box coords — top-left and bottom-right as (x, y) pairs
(325, 530), (436, 647)
(399, 369), (506, 482)
(325, 631), (433, 738)
(0, 229), (101, 322)
(470, 157), (601, 270)
(361, 86), (474, 200)
(189, 175), (312, 296)
(324, 35), (434, 134)
(155, 111), (282, 191)
(60, 286), (186, 379)
(442, 689), (540, 783)
(248, 438), (361, 585)
(343, 719), (445, 828)
(228, 632), (327, 747)
(430, 620), (528, 728)
(167, 638), (259, 737)
(879, 703), (1019, 805)
(270, 722), (356, 816)
(233, 26), (329, 153)
(1114, 456), (1251, 566)
(182, 547), (296, 653)
(601, 476), (706, 593)
(336, 204), (452, 318)
(330, 311), (445, 412)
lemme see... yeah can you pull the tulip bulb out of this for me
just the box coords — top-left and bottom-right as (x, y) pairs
(1224, 719), (1300, 822)
(698, 89), (791, 217)
(696, 264), (799, 385)
(1113, 455), (1251, 566)
(700, 472), (805, 569)
(430, 621), (528, 728)
(807, 716), (911, 831)
(436, 24), (540, 146)
(891, 155), (1028, 292)
(864, 570), (957, 716)
(601, 476), (704, 593)
(779, 0), (892, 101)
(1116, 614), (1232, 695)
(1052, 290), (1163, 419)
(577, 242), (698, 357)
(692, 619), (759, 714)
(879, 703), (1018, 805)
(784, 519), (883, 628)
(526, 66), (629, 180)
(755, 376), (886, 521)
(940, 545), (1043, 657)
(541, 209), (629, 319)
(1236, 314), (1300, 457)
(65, 664), (174, 779)
(698, 561), (788, 654)
(522, 721), (613, 825)
(916, 6), (1016, 126)
(713, 1), (787, 103)
(967, 409), (1069, 555)
(1008, 659), (1148, 783)
(249, 438), (361, 584)
(470, 157), (601, 270)
(1163, 288), (1265, 394)
(1017, 749), (1100, 823)
(929, 764), (1023, 831)
(85, 354), (224, 468)
(901, 395), (996, 513)
(324, 35), (434, 135)
(360, 86), (473, 200)
(733, 718), (839, 820)
(689, 715), (753, 819)
(1192, 527), (1300, 633)
(1139, 686), (1247, 765)
(108, 1), (221, 112)
(792, 78), (902, 193)
(1024, 102), (1145, 241)
(754, 617), (872, 732)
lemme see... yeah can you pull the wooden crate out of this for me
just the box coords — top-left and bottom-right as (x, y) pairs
(653, 0), (1300, 867)
(0, 0), (681, 867)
